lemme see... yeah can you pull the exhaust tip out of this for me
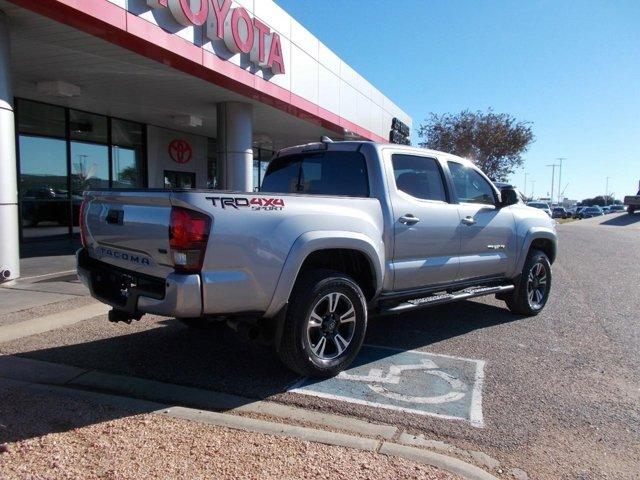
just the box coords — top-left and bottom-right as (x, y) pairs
(0, 270), (10, 281)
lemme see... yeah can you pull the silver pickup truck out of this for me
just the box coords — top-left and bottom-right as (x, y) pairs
(77, 140), (557, 377)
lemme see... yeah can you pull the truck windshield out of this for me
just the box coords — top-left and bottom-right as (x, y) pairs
(261, 151), (369, 197)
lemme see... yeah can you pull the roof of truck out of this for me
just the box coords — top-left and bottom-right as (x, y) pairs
(276, 140), (473, 166)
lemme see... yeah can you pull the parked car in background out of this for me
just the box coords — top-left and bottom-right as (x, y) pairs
(601, 206), (611, 214)
(552, 207), (569, 219)
(527, 201), (552, 217)
(581, 206), (604, 218)
(572, 206), (587, 219)
(609, 205), (626, 213)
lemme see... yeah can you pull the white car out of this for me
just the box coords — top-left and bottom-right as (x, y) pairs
(527, 201), (552, 217)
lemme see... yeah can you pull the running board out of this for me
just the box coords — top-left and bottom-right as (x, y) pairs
(380, 284), (515, 315)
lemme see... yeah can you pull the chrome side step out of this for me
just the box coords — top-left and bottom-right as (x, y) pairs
(381, 284), (515, 315)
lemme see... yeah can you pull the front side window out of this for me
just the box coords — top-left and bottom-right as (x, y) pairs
(447, 162), (496, 206)
(392, 154), (447, 202)
(261, 151), (369, 197)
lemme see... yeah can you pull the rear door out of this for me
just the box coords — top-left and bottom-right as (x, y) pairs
(389, 153), (461, 290)
(83, 190), (175, 278)
(446, 161), (516, 281)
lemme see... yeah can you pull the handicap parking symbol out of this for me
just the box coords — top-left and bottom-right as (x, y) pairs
(290, 345), (485, 427)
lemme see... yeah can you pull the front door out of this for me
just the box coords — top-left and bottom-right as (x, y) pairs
(390, 154), (461, 291)
(446, 161), (516, 281)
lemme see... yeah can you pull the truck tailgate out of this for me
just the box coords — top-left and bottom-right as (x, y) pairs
(83, 190), (176, 278)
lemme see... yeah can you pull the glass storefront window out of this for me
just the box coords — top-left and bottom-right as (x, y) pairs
(18, 136), (70, 239)
(112, 119), (144, 188)
(17, 100), (66, 138)
(253, 147), (273, 190)
(71, 142), (109, 192)
(207, 138), (218, 189)
(69, 110), (108, 143)
(15, 100), (147, 240)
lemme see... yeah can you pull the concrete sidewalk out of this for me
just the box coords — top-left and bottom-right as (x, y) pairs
(0, 253), (88, 318)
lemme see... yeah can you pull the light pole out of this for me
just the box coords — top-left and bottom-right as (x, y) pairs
(523, 171), (529, 198)
(605, 177), (611, 205)
(530, 180), (536, 199)
(556, 158), (566, 205)
(546, 164), (559, 204)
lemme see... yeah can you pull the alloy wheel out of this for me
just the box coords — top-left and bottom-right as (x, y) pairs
(307, 292), (356, 360)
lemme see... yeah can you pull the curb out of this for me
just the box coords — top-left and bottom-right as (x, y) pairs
(0, 355), (396, 439)
(0, 303), (109, 342)
(380, 442), (499, 480)
(0, 365), (499, 480)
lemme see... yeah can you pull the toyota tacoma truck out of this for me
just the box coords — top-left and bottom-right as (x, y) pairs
(77, 140), (557, 377)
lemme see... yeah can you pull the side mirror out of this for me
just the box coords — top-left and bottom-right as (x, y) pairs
(500, 187), (519, 207)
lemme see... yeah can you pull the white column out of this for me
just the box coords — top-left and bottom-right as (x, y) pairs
(216, 102), (253, 192)
(0, 11), (19, 281)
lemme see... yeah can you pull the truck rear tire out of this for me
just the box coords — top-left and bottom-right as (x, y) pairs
(504, 249), (552, 316)
(629, 206), (636, 215)
(278, 269), (367, 378)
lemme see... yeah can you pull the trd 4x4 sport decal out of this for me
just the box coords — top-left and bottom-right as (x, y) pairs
(206, 196), (285, 211)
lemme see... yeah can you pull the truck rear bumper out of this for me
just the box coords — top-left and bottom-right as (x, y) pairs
(77, 248), (202, 318)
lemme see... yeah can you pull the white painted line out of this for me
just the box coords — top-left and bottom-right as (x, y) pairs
(289, 344), (486, 428)
(469, 359), (486, 428)
(0, 303), (109, 343)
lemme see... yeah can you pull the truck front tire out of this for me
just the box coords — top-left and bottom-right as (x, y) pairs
(504, 249), (552, 316)
(278, 269), (367, 378)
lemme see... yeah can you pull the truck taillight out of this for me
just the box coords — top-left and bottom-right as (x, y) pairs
(169, 207), (211, 273)
(79, 200), (89, 247)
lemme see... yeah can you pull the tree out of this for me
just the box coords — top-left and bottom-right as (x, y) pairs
(418, 109), (534, 180)
(580, 195), (615, 206)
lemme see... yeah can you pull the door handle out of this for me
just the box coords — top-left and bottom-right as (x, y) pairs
(399, 214), (420, 225)
(461, 216), (476, 226)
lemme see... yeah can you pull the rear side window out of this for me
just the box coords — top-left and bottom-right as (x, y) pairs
(447, 162), (496, 205)
(392, 154), (447, 202)
(261, 151), (369, 197)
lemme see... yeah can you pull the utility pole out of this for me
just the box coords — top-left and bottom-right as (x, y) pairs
(546, 164), (559, 204)
(605, 177), (611, 205)
(523, 172), (529, 198)
(556, 158), (566, 205)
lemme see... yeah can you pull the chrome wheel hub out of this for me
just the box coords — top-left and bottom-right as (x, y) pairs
(307, 292), (356, 360)
(527, 262), (548, 310)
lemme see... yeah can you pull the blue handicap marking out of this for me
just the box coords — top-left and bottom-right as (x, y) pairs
(290, 345), (485, 427)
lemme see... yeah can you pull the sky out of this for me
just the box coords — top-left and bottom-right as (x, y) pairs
(275, 0), (640, 202)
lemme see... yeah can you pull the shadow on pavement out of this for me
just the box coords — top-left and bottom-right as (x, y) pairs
(600, 213), (640, 226)
(4, 299), (519, 443)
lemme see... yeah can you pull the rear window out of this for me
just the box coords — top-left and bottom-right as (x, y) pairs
(261, 151), (369, 197)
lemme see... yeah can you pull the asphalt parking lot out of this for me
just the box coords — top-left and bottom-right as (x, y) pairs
(1, 213), (639, 479)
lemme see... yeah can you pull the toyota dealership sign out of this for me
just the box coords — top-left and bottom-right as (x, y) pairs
(147, 0), (285, 75)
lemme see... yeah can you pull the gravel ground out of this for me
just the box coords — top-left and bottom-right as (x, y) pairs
(0, 388), (459, 480)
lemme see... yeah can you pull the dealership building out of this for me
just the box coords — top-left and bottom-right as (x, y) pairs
(0, 0), (411, 280)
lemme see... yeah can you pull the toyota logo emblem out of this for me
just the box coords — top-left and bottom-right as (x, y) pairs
(168, 139), (192, 164)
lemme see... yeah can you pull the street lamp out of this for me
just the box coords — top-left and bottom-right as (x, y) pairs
(546, 164), (559, 204)
(605, 177), (611, 205)
(556, 158), (566, 205)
